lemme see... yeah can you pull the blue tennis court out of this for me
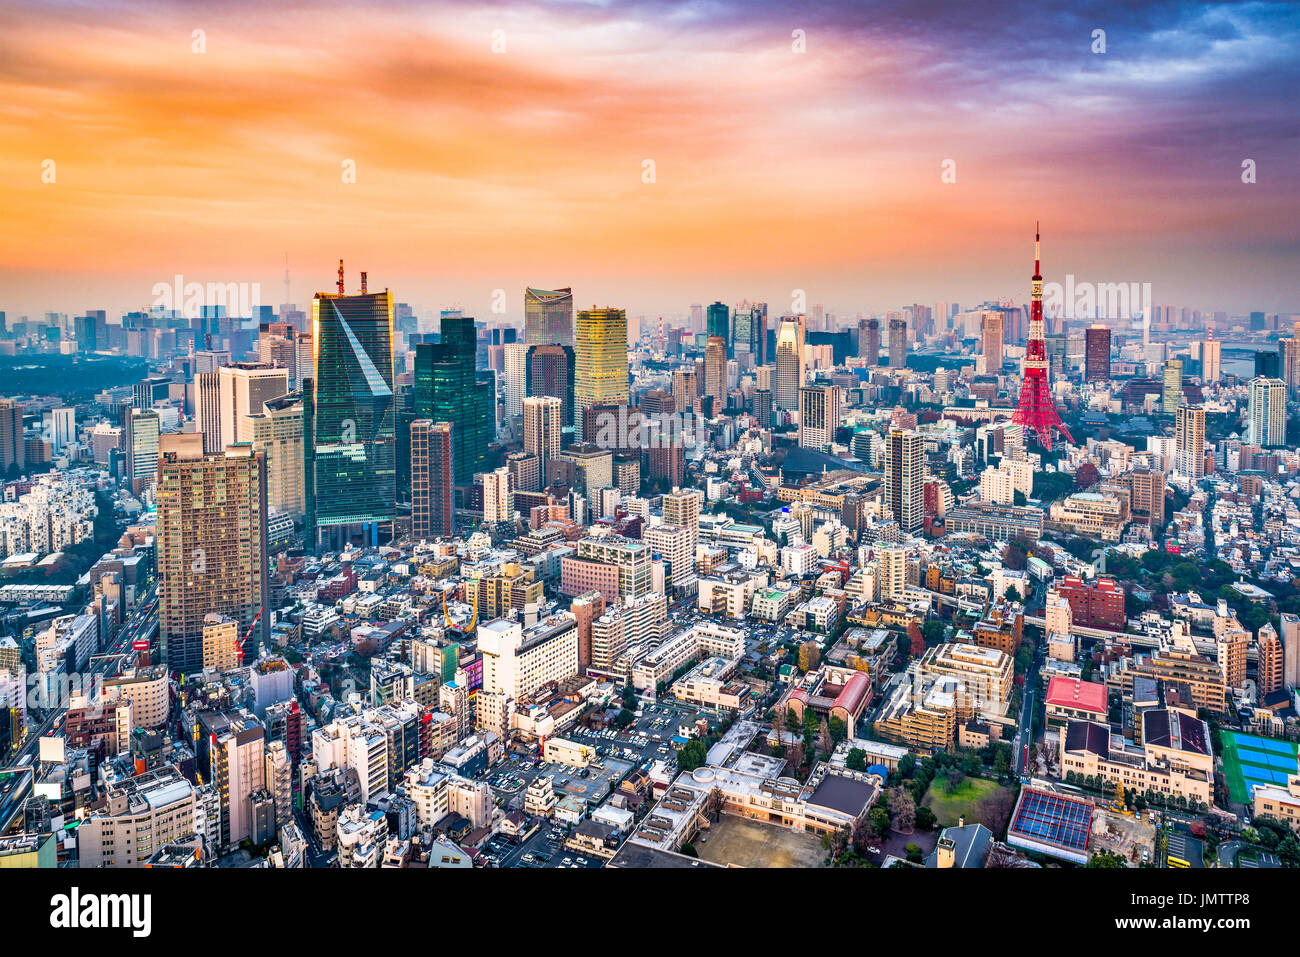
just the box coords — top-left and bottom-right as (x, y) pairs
(1222, 731), (1300, 803)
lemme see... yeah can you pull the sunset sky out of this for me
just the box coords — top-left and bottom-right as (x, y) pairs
(1, 0), (1296, 322)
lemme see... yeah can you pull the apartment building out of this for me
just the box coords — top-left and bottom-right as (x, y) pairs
(78, 766), (196, 868)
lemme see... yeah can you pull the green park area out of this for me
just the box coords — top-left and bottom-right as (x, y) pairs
(923, 776), (1009, 829)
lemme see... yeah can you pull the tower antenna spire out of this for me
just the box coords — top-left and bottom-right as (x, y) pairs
(1012, 222), (1073, 448)
(337, 259), (345, 295)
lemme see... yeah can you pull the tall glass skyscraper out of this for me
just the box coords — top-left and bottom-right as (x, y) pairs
(706, 301), (730, 356)
(524, 287), (574, 346)
(415, 311), (493, 487)
(304, 285), (396, 549)
(575, 306), (630, 411)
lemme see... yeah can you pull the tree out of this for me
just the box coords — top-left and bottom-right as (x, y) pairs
(677, 739), (709, 773)
(784, 706), (801, 736)
(1086, 850), (1129, 868)
(798, 641), (820, 672)
(846, 748), (868, 771)
(921, 620), (947, 647)
(616, 708), (635, 729)
(888, 787), (916, 834)
(1114, 780), (1126, 808)
(977, 789), (1016, 837)
(679, 841), (698, 858)
(943, 770), (965, 795)
(869, 806), (891, 841)
(826, 712), (847, 743)
(914, 806), (937, 832)
(802, 708), (820, 749)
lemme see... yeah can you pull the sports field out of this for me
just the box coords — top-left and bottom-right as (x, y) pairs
(1220, 730), (1299, 805)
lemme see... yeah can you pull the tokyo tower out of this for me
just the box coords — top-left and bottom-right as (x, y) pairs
(1012, 223), (1074, 447)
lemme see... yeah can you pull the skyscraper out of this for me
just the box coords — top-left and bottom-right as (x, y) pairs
(887, 317), (907, 369)
(219, 362), (289, 447)
(1247, 377), (1286, 447)
(704, 336), (727, 407)
(0, 398), (25, 476)
(124, 407), (159, 496)
(798, 385), (841, 449)
(672, 367), (698, 413)
(414, 312), (493, 487)
(1201, 329), (1221, 384)
(245, 392), (305, 521)
(1174, 405), (1206, 481)
(524, 287), (575, 347)
(410, 420), (454, 540)
(706, 302), (730, 356)
(1085, 325), (1111, 382)
(525, 343), (576, 428)
(502, 342), (530, 419)
(522, 395), (563, 469)
(980, 312), (1004, 375)
(885, 428), (924, 535)
(574, 306), (630, 411)
(304, 271), (396, 549)
(156, 433), (269, 672)
(732, 301), (763, 366)
(774, 316), (804, 410)
(194, 371), (222, 453)
(482, 467), (513, 523)
(1162, 359), (1183, 413)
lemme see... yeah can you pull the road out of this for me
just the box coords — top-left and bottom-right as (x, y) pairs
(0, 581), (158, 833)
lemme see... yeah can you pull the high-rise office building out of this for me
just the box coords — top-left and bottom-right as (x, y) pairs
(672, 368), (698, 413)
(1174, 405), (1206, 481)
(502, 342), (530, 419)
(980, 312), (1004, 375)
(1084, 325), (1111, 382)
(574, 306), (629, 410)
(414, 311), (493, 487)
(774, 316), (804, 410)
(885, 428), (924, 535)
(704, 336), (727, 407)
(798, 385), (841, 449)
(732, 301), (764, 365)
(156, 433), (269, 672)
(864, 318), (881, 367)
(124, 407), (159, 496)
(1201, 331), (1221, 384)
(410, 420), (454, 540)
(194, 371), (223, 453)
(524, 287), (574, 347)
(1281, 338), (1300, 398)
(706, 302), (730, 356)
(522, 396), (563, 470)
(1247, 377), (1286, 448)
(0, 399), (24, 476)
(1161, 359), (1183, 413)
(888, 318), (908, 369)
(219, 363), (289, 447)
(662, 486), (701, 567)
(1255, 350), (1281, 379)
(305, 275), (396, 549)
(245, 392), (305, 521)
(525, 343), (576, 428)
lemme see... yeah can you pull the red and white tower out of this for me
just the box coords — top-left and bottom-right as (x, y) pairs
(1013, 223), (1074, 447)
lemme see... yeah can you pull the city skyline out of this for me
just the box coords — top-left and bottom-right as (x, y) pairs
(1, 0), (1297, 318)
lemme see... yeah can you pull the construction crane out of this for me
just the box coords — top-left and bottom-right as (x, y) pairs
(237, 608), (264, 665)
(442, 588), (477, 631)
